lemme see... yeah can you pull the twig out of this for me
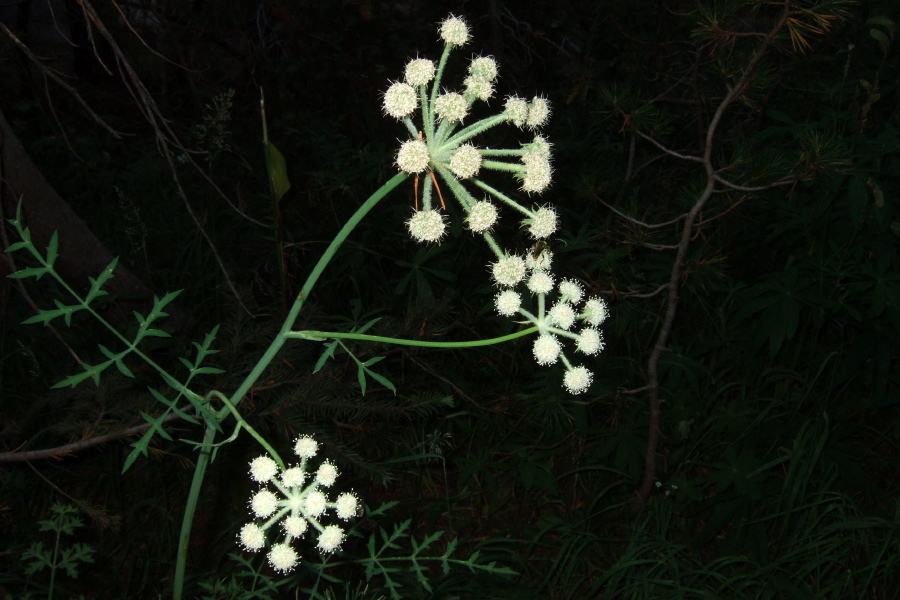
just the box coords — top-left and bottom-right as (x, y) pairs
(0, 411), (185, 463)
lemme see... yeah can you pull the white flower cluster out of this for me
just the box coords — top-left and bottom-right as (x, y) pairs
(493, 250), (608, 394)
(382, 15), (555, 245)
(238, 435), (360, 573)
(384, 15), (608, 395)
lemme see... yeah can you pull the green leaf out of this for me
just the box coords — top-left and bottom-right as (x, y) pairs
(46, 232), (59, 267)
(265, 141), (291, 202)
(8, 266), (49, 280)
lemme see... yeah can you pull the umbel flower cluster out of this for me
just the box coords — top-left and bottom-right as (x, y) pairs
(384, 15), (609, 394)
(238, 435), (360, 572)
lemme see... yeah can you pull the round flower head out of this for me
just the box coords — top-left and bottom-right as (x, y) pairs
(491, 255), (527, 287)
(581, 297), (609, 326)
(407, 209), (446, 243)
(317, 524), (345, 553)
(335, 492), (359, 520)
(526, 96), (551, 129)
(440, 15), (470, 46)
(558, 279), (584, 304)
(405, 58), (435, 86)
(315, 461), (339, 487)
(435, 92), (468, 123)
(463, 76), (494, 102)
(249, 456), (278, 483)
(505, 96), (529, 128)
(268, 543), (299, 573)
(467, 200), (498, 232)
(548, 302), (576, 330)
(251, 489), (279, 518)
(294, 436), (319, 458)
(469, 56), (498, 82)
(530, 135), (553, 159)
(449, 144), (482, 179)
(563, 366), (593, 394)
(521, 152), (552, 193)
(396, 139), (431, 174)
(533, 335), (561, 365)
(304, 490), (328, 517)
(527, 205), (558, 238)
(576, 328), (604, 355)
(239, 523), (266, 551)
(282, 466), (305, 488)
(527, 271), (554, 294)
(495, 289), (522, 316)
(284, 515), (308, 538)
(383, 82), (418, 119)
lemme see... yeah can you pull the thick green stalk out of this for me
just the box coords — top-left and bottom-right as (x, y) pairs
(172, 171), (407, 600)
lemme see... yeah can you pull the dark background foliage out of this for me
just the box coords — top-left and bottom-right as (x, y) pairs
(1, 0), (898, 598)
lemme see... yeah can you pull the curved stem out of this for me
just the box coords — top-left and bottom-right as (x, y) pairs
(172, 171), (407, 600)
(287, 326), (538, 348)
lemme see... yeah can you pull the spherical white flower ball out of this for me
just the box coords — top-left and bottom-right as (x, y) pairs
(284, 515), (308, 539)
(548, 302), (576, 330)
(450, 144), (482, 179)
(435, 92), (469, 123)
(294, 436), (319, 458)
(407, 209), (446, 243)
(268, 543), (299, 573)
(527, 271), (554, 295)
(533, 335), (561, 365)
(282, 466), (305, 488)
(304, 490), (327, 517)
(396, 139), (430, 174)
(467, 200), (498, 232)
(495, 290), (522, 316)
(468, 56), (498, 82)
(404, 58), (435, 86)
(315, 461), (339, 487)
(576, 328), (604, 355)
(335, 492), (359, 520)
(383, 82), (418, 119)
(526, 96), (551, 129)
(521, 153), (552, 193)
(249, 456), (278, 483)
(581, 298), (609, 326)
(251, 489), (279, 518)
(505, 96), (529, 128)
(558, 279), (584, 304)
(440, 15), (470, 46)
(239, 523), (266, 551)
(528, 205), (558, 238)
(317, 524), (345, 553)
(491, 255), (527, 287)
(563, 366), (593, 394)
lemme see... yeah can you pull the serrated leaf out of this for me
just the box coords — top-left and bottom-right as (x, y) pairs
(149, 387), (199, 424)
(152, 290), (182, 316)
(5, 240), (28, 253)
(193, 366), (225, 375)
(313, 340), (339, 373)
(46, 232), (59, 267)
(142, 328), (171, 338)
(365, 367), (397, 395)
(122, 430), (154, 472)
(8, 266), (49, 280)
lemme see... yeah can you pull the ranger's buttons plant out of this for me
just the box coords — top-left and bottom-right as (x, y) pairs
(383, 15), (608, 394)
(383, 15), (555, 245)
(238, 435), (360, 572)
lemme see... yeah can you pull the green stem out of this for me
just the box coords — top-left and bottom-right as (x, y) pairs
(171, 171), (407, 600)
(286, 326), (538, 347)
